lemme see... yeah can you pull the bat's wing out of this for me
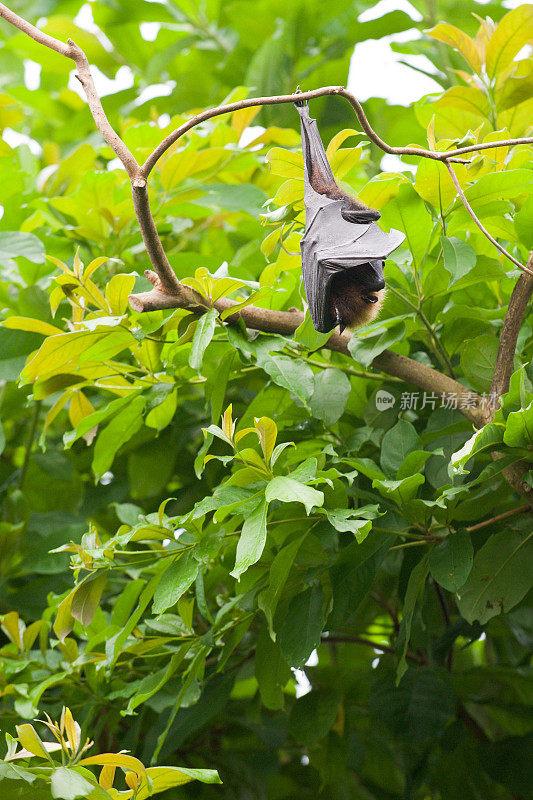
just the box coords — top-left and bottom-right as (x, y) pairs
(301, 204), (405, 332)
(294, 98), (405, 332)
(295, 101), (336, 197)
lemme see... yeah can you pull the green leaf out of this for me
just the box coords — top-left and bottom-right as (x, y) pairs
(189, 308), (217, 371)
(309, 368), (351, 425)
(329, 532), (394, 627)
(0, 231), (45, 264)
(325, 508), (375, 543)
(278, 583), (325, 668)
(21, 328), (133, 385)
(265, 476), (323, 514)
(396, 555), (429, 683)
(105, 273), (136, 315)
(255, 625), (291, 710)
(50, 767), (99, 800)
(258, 534), (306, 637)
(514, 195), (533, 249)
(464, 169), (533, 207)
(63, 392), (142, 448)
(429, 530), (473, 593)
(380, 419), (420, 477)
(442, 236), (476, 283)
(449, 422), (505, 476)
(504, 402), (533, 447)
(457, 530), (533, 624)
(293, 312), (332, 350)
(152, 552), (200, 614)
(348, 320), (406, 367)
(258, 354), (314, 404)
(460, 334), (500, 392)
(92, 396), (147, 481)
(126, 647), (190, 714)
(371, 666), (456, 744)
(289, 688), (341, 747)
(71, 571), (107, 627)
(231, 498), (269, 579)
(136, 766), (221, 797)
(373, 474), (425, 505)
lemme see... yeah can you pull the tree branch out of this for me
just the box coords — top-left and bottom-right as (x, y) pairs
(130, 276), (487, 427)
(141, 85), (533, 177)
(445, 162), (533, 277)
(490, 254), (533, 404)
(483, 254), (533, 507)
(0, 3), (139, 177)
(131, 180), (182, 294)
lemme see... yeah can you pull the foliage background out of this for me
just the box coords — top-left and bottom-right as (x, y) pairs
(0, 0), (532, 798)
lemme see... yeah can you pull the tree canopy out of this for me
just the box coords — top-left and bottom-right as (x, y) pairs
(0, 1), (532, 798)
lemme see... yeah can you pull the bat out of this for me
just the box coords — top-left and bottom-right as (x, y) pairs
(294, 98), (405, 334)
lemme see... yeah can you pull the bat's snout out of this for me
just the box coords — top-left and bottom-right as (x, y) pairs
(368, 276), (385, 292)
(358, 259), (385, 293)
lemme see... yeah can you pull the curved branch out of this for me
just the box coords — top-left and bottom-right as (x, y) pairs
(0, 1), (70, 55)
(141, 84), (533, 177)
(445, 162), (533, 277)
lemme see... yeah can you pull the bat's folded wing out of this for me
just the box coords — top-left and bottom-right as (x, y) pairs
(300, 213), (405, 332)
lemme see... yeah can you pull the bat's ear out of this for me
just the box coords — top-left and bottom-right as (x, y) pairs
(341, 206), (381, 223)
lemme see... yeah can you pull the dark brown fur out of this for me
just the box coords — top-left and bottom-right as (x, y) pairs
(310, 172), (376, 216)
(329, 270), (385, 330)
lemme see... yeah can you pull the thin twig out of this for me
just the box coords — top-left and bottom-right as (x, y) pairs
(0, 4), (139, 176)
(444, 161), (533, 277)
(321, 634), (423, 664)
(466, 503), (531, 532)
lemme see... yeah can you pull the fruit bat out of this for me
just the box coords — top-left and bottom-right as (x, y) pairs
(295, 99), (405, 334)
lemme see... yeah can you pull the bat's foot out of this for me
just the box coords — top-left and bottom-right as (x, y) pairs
(294, 86), (308, 108)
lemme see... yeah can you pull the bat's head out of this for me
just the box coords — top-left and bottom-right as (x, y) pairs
(328, 259), (386, 333)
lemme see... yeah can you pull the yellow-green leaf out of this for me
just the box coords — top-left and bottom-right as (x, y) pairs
(3, 316), (64, 336)
(254, 416), (277, 464)
(266, 148), (303, 179)
(326, 128), (360, 159)
(106, 273), (136, 315)
(272, 179), (304, 206)
(486, 4), (533, 79)
(16, 724), (51, 760)
(427, 23), (481, 73)
(71, 572), (108, 627)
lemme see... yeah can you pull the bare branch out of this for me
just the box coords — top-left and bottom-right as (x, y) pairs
(0, 4), (139, 177)
(129, 282), (487, 427)
(141, 84), (533, 177)
(0, 2), (71, 55)
(445, 162), (533, 277)
(131, 180), (182, 294)
(466, 503), (532, 532)
(490, 254), (533, 405)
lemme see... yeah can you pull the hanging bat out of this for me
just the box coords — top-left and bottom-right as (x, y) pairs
(294, 98), (405, 334)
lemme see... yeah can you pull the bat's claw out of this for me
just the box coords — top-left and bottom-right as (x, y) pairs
(334, 306), (346, 334)
(294, 86), (308, 108)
